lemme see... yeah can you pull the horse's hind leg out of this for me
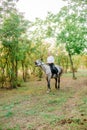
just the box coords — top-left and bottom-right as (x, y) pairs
(55, 78), (57, 89)
(58, 76), (60, 89)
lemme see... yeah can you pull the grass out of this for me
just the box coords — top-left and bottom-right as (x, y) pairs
(63, 69), (87, 78)
(0, 70), (87, 130)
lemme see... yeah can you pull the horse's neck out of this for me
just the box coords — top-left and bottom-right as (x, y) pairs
(41, 64), (48, 73)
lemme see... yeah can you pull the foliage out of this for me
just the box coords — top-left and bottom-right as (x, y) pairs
(0, 0), (87, 86)
(54, 0), (87, 78)
(0, 0), (30, 87)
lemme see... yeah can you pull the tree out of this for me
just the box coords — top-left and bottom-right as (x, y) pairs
(56, 0), (87, 78)
(0, 12), (29, 88)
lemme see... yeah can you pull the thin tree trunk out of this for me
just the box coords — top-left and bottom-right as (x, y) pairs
(65, 57), (69, 73)
(11, 60), (17, 88)
(15, 59), (18, 79)
(68, 52), (76, 79)
(1, 67), (5, 88)
(22, 61), (26, 82)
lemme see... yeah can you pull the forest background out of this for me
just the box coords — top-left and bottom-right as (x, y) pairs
(0, 0), (87, 88)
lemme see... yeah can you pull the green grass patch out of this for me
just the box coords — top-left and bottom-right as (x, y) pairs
(63, 70), (87, 78)
(25, 109), (37, 116)
(6, 125), (21, 130)
(47, 97), (67, 105)
(27, 124), (35, 130)
(40, 112), (64, 125)
(0, 125), (21, 130)
(79, 96), (87, 114)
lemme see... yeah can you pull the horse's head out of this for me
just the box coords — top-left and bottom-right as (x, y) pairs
(35, 59), (43, 66)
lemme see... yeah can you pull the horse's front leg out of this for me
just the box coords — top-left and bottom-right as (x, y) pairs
(57, 76), (60, 89)
(46, 76), (51, 93)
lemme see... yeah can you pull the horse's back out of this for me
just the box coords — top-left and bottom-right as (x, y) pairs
(55, 65), (63, 75)
(44, 64), (63, 76)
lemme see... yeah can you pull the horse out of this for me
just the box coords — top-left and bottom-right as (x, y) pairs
(35, 59), (63, 93)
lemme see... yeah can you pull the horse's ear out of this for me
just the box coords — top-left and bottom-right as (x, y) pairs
(40, 58), (43, 61)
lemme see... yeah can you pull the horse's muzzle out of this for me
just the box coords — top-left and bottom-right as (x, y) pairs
(35, 62), (38, 66)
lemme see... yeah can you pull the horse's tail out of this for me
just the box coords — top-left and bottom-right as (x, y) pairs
(60, 67), (63, 76)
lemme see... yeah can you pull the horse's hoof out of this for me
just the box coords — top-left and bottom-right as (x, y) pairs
(46, 89), (51, 93)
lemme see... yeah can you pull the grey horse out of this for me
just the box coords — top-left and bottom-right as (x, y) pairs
(35, 59), (63, 93)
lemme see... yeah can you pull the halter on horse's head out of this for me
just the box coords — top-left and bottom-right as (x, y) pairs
(35, 59), (44, 66)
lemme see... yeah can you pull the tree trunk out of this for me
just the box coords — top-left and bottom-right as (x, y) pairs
(15, 59), (18, 79)
(22, 61), (26, 82)
(1, 67), (5, 88)
(65, 57), (69, 73)
(11, 60), (17, 88)
(68, 52), (76, 79)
